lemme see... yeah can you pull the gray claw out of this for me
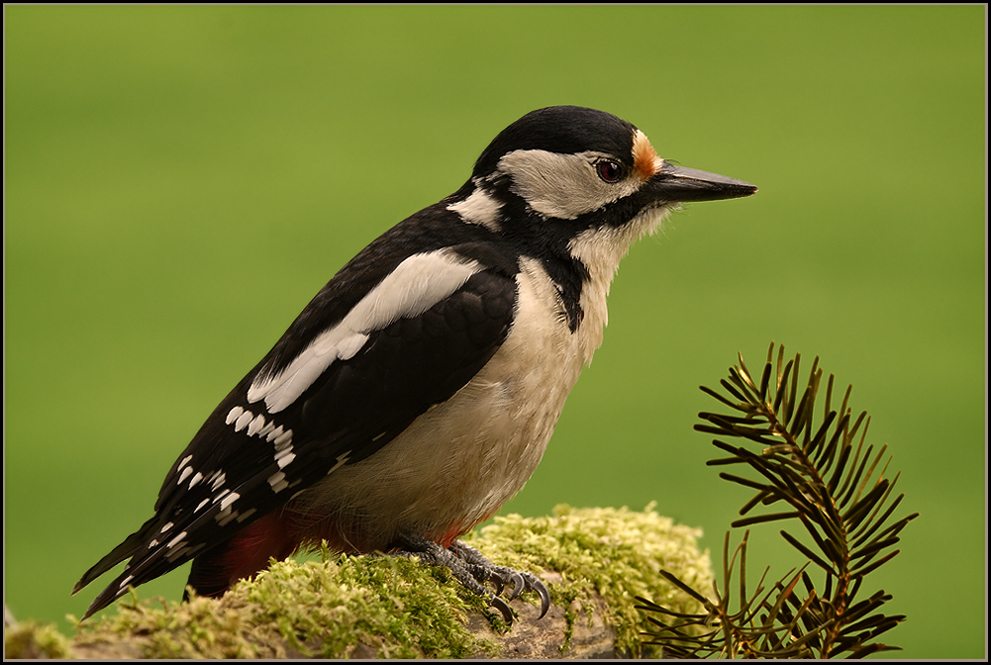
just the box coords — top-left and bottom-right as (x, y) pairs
(490, 595), (514, 624)
(488, 572), (505, 597)
(504, 571), (525, 601)
(533, 577), (551, 619)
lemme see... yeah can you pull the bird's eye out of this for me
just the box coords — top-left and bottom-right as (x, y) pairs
(595, 159), (624, 184)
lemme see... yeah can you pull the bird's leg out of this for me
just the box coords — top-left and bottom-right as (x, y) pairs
(393, 534), (550, 623)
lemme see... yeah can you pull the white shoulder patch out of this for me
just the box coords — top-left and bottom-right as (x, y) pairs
(448, 185), (502, 231)
(248, 248), (483, 413)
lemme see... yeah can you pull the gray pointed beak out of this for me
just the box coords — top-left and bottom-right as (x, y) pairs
(648, 163), (757, 203)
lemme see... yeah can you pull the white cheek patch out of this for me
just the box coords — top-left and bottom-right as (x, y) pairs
(497, 149), (642, 220)
(247, 248), (483, 413)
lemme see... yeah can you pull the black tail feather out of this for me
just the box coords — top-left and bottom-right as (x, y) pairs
(72, 517), (160, 619)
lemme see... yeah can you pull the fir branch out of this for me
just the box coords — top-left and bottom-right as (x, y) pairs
(637, 342), (918, 658)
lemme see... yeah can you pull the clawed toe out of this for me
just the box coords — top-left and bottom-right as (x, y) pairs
(529, 575), (551, 618)
(393, 535), (550, 623)
(502, 570), (525, 600)
(511, 570), (550, 618)
(489, 595), (514, 623)
(449, 540), (551, 619)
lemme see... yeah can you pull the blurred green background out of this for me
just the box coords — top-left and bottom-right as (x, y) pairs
(5, 5), (985, 658)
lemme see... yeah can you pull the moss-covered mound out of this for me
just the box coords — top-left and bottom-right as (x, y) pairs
(6, 505), (711, 659)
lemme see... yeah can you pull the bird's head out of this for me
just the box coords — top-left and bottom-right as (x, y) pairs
(449, 105), (757, 273)
(477, 104), (756, 215)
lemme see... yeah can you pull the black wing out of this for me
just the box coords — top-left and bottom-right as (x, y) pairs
(75, 212), (520, 618)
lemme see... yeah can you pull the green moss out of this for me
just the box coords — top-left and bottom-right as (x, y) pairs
(4, 621), (73, 659)
(71, 553), (500, 658)
(463, 503), (713, 656)
(15, 505), (711, 658)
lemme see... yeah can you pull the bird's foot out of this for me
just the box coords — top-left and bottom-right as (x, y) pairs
(394, 534), (550, 624)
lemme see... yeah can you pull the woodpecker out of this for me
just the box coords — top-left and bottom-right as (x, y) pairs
(73, 106), (756, 622)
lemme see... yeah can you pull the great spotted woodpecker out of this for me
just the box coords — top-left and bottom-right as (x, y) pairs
(73, 106), (756, 622)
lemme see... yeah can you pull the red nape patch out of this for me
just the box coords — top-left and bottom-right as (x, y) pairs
(632, 130), (661, 181)
(186, 511), (298, 598)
